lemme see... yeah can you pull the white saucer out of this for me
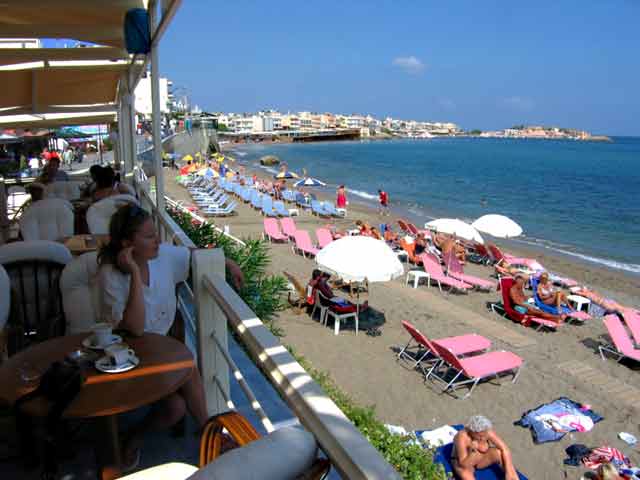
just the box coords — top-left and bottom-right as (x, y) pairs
(82, 334), (123, 350)
(95, 355), (140, 373)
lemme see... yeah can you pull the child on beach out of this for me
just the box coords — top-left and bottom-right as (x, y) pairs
(378, 189), (389, 216)
(336, 185), (347, 209)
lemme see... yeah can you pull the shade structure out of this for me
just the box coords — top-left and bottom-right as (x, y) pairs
(472, 214), (523, 238)
(316, 236), (404, 283)
(197, 168), (219, 178)
(294, 177), (326, 188)
(182, 154), (194, 161)
(425, 218), (484, 244)
(274, 171), (299, 179)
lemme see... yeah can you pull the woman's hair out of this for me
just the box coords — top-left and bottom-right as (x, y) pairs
(96, 166), (116, 189)
(597, 463), (619, 480)
(311, 269), (322, 280)
(98, 204), (151, 268)
(89, 164), (102, 180)
(466, 415), (493, 433)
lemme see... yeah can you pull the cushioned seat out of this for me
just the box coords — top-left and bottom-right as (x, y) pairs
(60, 252), (101, 334)
(19, 198), (74, 241)
(45, 181), (83, 201)
(86, 194), (139, 234)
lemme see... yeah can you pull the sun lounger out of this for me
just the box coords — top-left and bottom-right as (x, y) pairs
(201, 201), (237, 216)
(599, 314), (640, 363)
(468, 243), (492, 265)
(621, 308), (640, 345)
(263, 218), (287, 243)
(315, 228), (333, 249)
(322, 202), (345, 217)
(432, 342), (523, 399)
(530, 276), (591, 323)
(397, 219), (413, 236)
(250, 191), (262, 210)
(397, 321), (491, 378)
(418, 254), (472, 293)
(261, 196), (278, 217)
(443, 250), (495, 291)
(273, 200), (290, 217)
(494, 277), (561, 331)
(310, 200), (330, 217)
(280, 217), (297, 240)
(292, 230), (319, 258)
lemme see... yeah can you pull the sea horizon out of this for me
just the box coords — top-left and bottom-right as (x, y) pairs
(228, 136), (640, 278)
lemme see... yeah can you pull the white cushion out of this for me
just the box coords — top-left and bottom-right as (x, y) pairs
(86, 194), (139, 235)
(0, 265), (9, 330)
(118, 463), (198, 480)
(45, 181), (83, 200)
(60, 252), (101, 334)
(0, 240), (72, 266)
(19, 198), (74, 241)
(187, 426), (318, 480)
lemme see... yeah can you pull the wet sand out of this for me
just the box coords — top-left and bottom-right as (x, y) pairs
(166, 169), (640, 480)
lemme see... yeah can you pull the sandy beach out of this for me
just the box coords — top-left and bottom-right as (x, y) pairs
(166, 166), (640, 480)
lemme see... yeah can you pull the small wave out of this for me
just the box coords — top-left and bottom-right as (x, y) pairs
(347, 188), (378, 201)
(259, 166), (280, 175)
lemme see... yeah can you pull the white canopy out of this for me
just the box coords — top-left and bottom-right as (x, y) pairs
(472, 214), (523, 238)
(316, 236), (404, 283)
(425, 218), (484, 244)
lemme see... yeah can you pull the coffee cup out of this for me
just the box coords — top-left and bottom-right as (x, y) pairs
(105, 344), (135, 366)
(92, 323), (112, 347)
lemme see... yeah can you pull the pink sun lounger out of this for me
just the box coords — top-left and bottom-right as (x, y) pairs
(263, 218), (287, 243)
(315, 228), (333, 249)
(621, 308), (640, 345)
(398, 321), (491, 378)
(280, 217), (297, 240)
(443, 250), (495, 291)
(418, 254), (472, 293)
(599, 314), (640, 363)
(292, 230), (319, 258)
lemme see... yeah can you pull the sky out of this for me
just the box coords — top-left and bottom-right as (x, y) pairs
(160, 1), (640, 136)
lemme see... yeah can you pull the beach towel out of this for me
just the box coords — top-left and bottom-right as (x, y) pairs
(582, 446), (630, 470)
(515, 398), (603, 444)
(530, 277), (573, 315)
(417, 425), (528, 480)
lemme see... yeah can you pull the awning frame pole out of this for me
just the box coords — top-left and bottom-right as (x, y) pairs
(149, 1), (164, 210)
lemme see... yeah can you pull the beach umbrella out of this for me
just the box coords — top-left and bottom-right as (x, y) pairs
(425, 218), (484, 244)
(317, 236), (404, 283)
(182, 154), (193, 161)
(294, 177), (326, 188)
(472, 214), (523, 238)
(197, 168), (219, 178)
(274, 171), (299, 179)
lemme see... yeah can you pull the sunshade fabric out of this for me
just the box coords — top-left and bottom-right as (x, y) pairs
(316, 236), (404, 283)
(294, 177), (326, 187)
(0, 48), (129, 67)
(0, 113), (116, 128)
(425, 218), (484, 244)
(0, 0), (146, 49)
(472, 214), (523, 238)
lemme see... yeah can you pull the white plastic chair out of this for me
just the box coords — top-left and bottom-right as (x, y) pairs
(19, 198), (74, 241)
(86, 194), (139, 234)
(60, 252), (101, 334)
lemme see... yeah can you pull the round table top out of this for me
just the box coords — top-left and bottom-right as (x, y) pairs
(0, 333), (194, 418)
(567, 294), (591, 303)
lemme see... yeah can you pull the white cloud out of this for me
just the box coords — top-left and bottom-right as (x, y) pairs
(502, 96), (535, 111)
(392, 56), (425, 74)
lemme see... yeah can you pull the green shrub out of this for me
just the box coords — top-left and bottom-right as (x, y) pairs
(167, 207), (288, 326)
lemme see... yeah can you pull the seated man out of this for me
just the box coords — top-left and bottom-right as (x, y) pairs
(315, 272), (360, 311)
(452, 416), (518, 480)
(509, 274), (563, 323)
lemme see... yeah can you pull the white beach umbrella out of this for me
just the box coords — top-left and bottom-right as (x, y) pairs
(424, 218), (484, 244)
(472, 214), (523, 238)
(316, 236), (404, 283)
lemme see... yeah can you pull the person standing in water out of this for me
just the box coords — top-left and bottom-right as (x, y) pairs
(378, 189), (389, 216)
(336, 185), (347, 209)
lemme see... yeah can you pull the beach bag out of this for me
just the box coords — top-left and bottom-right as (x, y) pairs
(124, 8), (151, 54)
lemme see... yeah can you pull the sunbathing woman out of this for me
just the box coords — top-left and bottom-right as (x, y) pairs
(98, 204), (244, 468)
(355, 220), (372, 236)
(383, 224), (399, 246)
(452, 416), (519, 480)
(509, 274), (564, 323)
(536, 272), (571, 311)
(494, 259), (525, 277)
(369, 226), (383, 240)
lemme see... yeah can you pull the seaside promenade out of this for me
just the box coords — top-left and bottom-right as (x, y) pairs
(166, 167), (640, 479)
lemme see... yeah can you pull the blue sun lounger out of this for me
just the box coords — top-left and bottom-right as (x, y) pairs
(311, 200), (330, 217)
(274, 200), (290, 217)
(261, 196), (278, 217)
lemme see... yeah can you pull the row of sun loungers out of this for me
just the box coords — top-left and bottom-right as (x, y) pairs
(263, 217), (334, 258)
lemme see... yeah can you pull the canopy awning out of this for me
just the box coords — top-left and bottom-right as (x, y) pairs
(0, 0), (147, 49)
(0, 112), (117, 129)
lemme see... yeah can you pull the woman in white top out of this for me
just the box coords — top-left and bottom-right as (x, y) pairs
(536, 271), (570, 311)
(98, 204), (243, 467)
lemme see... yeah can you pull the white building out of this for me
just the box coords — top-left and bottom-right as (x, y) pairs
(134, 75), (170, 116)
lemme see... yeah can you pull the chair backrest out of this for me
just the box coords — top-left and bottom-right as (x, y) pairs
(474, 243), (490, 257)
(118, 182), (137, 197)
(397, 219), (411, 234)
(294, 230), (313, 249)
(60, 252), (101, 334)
(263, 218), (281, 237)
(401, 320), (441, 358)
(0, 264), (9, 332)
(621, 308), (640, 345)
(499, 277), (524, 321)
(44, 181), (83, 200)
(604, 314), (635, 355)
(280, 217), (297, 237)
(316, 228), (333, 248)
(488, 243), (504, 262)
(443, 249), (463, 274)
(19, 198), (74, 241)
(433, 344), (465, 372)
(407, 223), (419, 236)
(86, 194), (139, 234)
(420, 253), (445, 277)
(274, 200), (286, 212)
(0, 240), (72, 355)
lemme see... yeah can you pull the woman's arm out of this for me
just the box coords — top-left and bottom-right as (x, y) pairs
(117, 247), (146, 336)
(487, 431), (518, 477)
(454, 432), (482, 469)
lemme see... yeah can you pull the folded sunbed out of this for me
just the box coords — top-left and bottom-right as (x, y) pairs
(599, 314), (640, 363)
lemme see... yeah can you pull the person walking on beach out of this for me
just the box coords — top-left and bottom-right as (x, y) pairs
(378, 189), (389, 216)
(336, 185), (347, 209)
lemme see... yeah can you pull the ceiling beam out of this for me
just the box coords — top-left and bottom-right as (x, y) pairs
(0, 48), (129, 66)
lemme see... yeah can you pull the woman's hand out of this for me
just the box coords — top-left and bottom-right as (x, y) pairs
(117, 247), (139, 275)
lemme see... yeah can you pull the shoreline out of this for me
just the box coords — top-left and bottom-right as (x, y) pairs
(229, 150), (639, 307)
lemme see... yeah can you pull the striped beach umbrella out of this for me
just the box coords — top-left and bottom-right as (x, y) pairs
(294, 177), (326, 187)
(182, 154), (193, 161)
(274, 171), (299, 179)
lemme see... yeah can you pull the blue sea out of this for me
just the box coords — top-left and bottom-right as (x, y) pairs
(231, 137), (640, 276)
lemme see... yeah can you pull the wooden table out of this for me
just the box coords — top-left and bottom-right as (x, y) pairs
(60, 234), (109, 255)
(0, 333), (195, 479)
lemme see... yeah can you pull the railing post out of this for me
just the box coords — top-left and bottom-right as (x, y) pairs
(0, 177), (8, 244)
(191, 248), (229, 415)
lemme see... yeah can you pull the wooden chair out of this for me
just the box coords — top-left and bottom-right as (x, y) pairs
(283, 271), (308, 314)
(199, 411), (330, 479)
